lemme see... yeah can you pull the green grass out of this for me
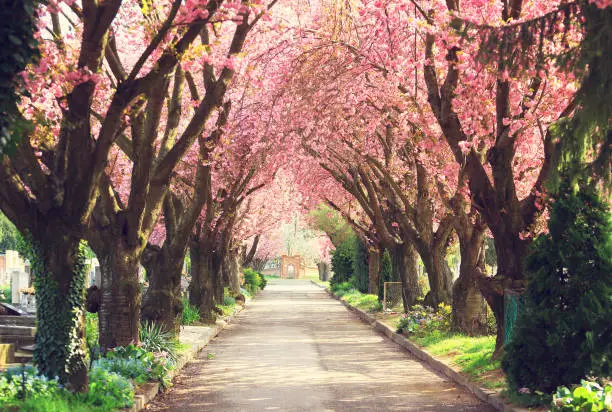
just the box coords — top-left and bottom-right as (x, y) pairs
(217, 303), (236, 316)
(411, 331), (504, 388)
(342, 291), (382, 312)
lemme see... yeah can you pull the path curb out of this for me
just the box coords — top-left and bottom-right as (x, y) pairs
(312, 282), (530, 412)
(125, 304), (246, 411)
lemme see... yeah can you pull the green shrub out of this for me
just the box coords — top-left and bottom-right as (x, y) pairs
(243, 268), (263, 294)
(85, 366), (134, 410)
(259, 273), (267, 289)
(181, 298), (200, 325)
(330, 281), (354, 297)
(101, 344), (173, 387)
(139, 321), (179, 363)
(397, 304), (452, 335)
(0, 366), (60, 404)
(93, 357), (150, 385)
(552, 380), (612, 411)
(223, 296), (236, 306)
(502, 181), (612, 393)
(351, 239), (369, 293)
(330, 235), (356, 286)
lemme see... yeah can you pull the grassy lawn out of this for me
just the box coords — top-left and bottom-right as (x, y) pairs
(380, 316), (505, 389)
(340, 291), (382, 312)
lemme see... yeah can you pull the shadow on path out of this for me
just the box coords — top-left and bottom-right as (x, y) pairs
(149, 279), (496, 411)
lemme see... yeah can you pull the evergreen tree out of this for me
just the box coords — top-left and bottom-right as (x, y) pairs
(351, 239), (369, 293)
(330, 235), (357, 286)
(502, 178), (612, 393)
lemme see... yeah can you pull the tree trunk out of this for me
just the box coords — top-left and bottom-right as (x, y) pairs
(391, 243), (421, 312)
(98, 244), (141, 350)
(421, 245), (453, 307)
(452, 231), (488, 335)
(367, 246), (381, 295)
(223, 251), (241, 295)
(33, 231), (88, 392)
(188, 242), (218, 323)
(485, 231), (527, 357)
(214, 262), (225, 305)
(140, 247), (184, 335)
(476, 276), (505, 358)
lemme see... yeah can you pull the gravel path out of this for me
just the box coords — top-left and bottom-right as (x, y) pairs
(149, 279), (496, 411)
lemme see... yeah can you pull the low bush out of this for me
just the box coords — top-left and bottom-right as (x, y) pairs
(330, 281), (354, 297)
(223, 296), (236, 306)
(552, 380), (612, 411)
(259, 273), (267, 289)
(181, 298), (200, 325)
(139, 321), (179, 363)
(0, 366), (60, 404)
(243, 268), (264, 294)
(100, 344), (173, 388)
(396, 303), (452, 336)
(0, 364), (134, 411)
(93, 357), (151, 385)
(85, 366), (134, 410)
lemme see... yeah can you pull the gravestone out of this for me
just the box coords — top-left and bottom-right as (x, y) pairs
(11, 270), (29, 305)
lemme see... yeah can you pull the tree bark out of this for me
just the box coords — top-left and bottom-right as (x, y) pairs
(223, 250), (241, 295)
(452, 227), (489, 335)
(420, 244), (454, 308)
(140, 246), (185, 335)
(34, 230), (88, 392)
(367, 245), (382, 295)
(97, 243), (141, 350)
(391, 243), (421, 312)
(188, 240), (219, 323)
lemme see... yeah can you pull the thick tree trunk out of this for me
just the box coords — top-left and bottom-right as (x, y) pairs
(452, 231), (488, 335)
(140, 247), (184, 335)
(34, 231), (88, 392)
(98, 244), (141, 350)
(477, 276), (505, 358)
(391, 243), (421, 312)
(367, 246), (381, 295)
(485, 231), (527, 357)
(223, 251), (241, 295)
(421, 245), (453, 308)
(188, 242), (218, 323)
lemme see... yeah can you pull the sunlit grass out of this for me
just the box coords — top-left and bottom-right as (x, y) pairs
(341, 291), (382, 312)
(380, 312), (505, 389)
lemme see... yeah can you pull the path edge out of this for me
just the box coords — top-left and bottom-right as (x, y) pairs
(125, 304), (247, 411)
(310, 280), (529, 412)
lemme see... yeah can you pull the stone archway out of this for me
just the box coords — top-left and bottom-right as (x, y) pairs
(281, 255), (303, 279)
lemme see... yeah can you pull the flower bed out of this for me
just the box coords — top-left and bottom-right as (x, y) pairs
(1, 316), (179, 411)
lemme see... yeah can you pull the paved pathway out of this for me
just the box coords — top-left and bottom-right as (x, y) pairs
(150, 280), (495, 411)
